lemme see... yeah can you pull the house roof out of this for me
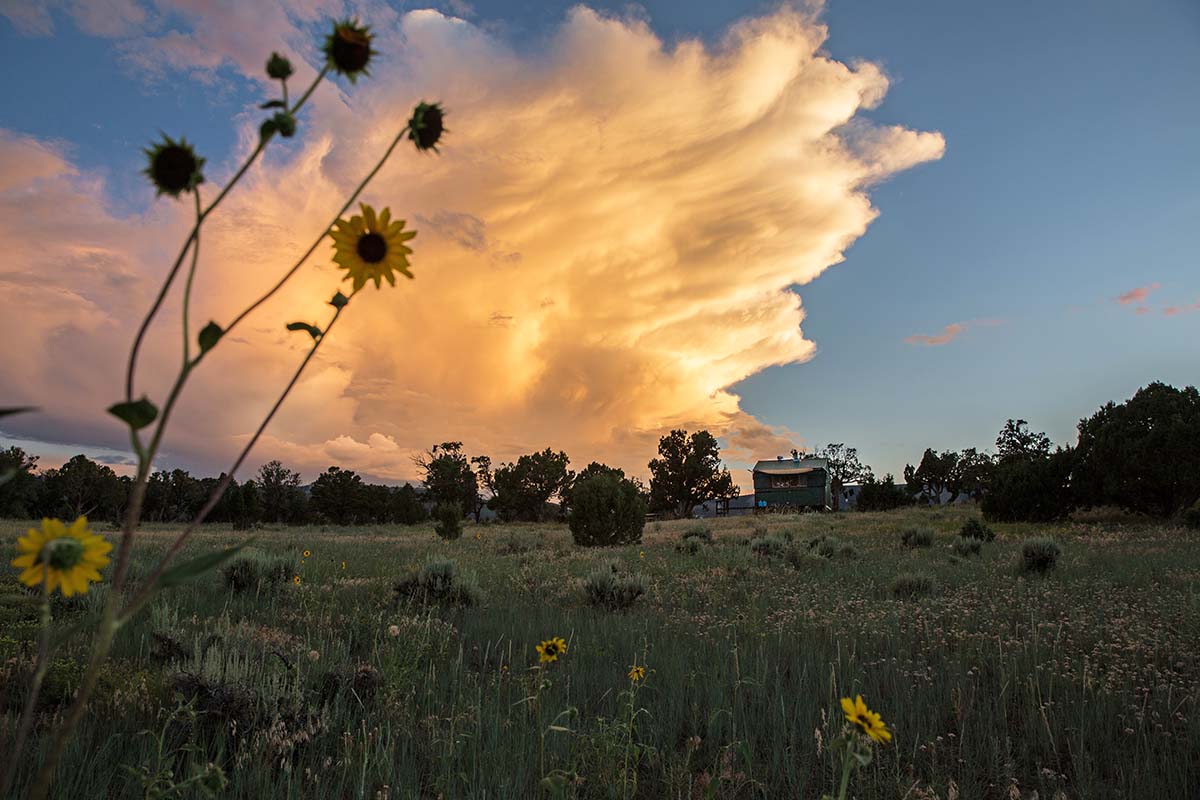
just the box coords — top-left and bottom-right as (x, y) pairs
(752, 457), (829, 476)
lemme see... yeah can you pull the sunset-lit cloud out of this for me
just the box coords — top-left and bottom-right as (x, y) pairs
(904, 322), (966, 347)
(1116, 282), (1160, 306)
(0, 4), (944, 483)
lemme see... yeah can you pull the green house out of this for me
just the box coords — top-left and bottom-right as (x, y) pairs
(751, 456), (832, 511)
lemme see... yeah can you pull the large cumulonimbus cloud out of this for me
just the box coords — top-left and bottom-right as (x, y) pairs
(0, 4), (944, 483)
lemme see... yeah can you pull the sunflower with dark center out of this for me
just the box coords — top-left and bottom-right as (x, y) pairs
(143, 135), (205, 198)
(324, 19), (375, 82)
(407, 102), (446, 151)
(330, 203), (416, 290)
(536, 636), (568, 664)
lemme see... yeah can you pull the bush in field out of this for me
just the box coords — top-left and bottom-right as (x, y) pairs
(959, 517), (995, 542)
(809, 535), (857, 560)
(568, 473), (646, 547)
(221, 552), (294, 593)
(434, 501), (464, 541)
(900, 526), (933, 548)
(394, 557), (482, 606)
(1021, 537), (1061, 574)
(583, 562), (647, 610)
(891, 572), (936, 599)
(750, 534), (788, 559)
(677, 524), (713, 554)
(953, 538), (982, 557)
(1182, 499), (1200, 530)
(981, 447), (1075, 522)
(855, 471), (915, 512)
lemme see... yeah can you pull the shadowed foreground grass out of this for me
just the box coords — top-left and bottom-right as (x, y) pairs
(3, 505), (1199, 798)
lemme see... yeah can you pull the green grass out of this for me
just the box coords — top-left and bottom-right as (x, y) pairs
(2, 505), (1199, 799)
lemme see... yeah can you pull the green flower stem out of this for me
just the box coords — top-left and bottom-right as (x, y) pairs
(221, 118), (414, 339)
(835, 749), (854, 800)
(123, 65), (329, 405)
(0, 572), (52, 797)
(181, 191), (202, 362)
(121, 291), (355, 620)
(30, 292), (353, 800)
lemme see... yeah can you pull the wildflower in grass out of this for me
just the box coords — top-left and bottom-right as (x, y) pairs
(628, 665), (645, 682)
(330, 203), (416, 291)
(307, 650), (320, 662)
(11, 517), (112, 597)
(324, 19), (374, 82)
(341, 560), (347, 570)
(142, 134), (205, 198)
(303, 549), (311, 558)
(536, 636), (568, 664)
(841, 695), (891, 744)
(407, 101), (445, 151)
(387, 624), (400, 638)
(293, 575), (301, 585)
(639, 550), (645, 559)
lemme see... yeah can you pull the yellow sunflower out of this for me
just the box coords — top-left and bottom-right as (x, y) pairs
(303, 549), (311, 558)
(11, 517), (111, 597)
(536, 636), (568, 664)
(841, 695), (892, 744)
(628, 665), (645, 682)
(293, 575), (302, 585)
(330, 203), (416, 291)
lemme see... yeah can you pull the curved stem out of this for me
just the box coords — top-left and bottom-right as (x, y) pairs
(181, 191), (202, 362)
(122, 293), (355, 619)
(124, 66), (329, 402)
(221, 121), (411, 339)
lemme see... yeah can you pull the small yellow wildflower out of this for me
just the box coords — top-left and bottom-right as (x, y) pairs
(303, 549), (311, 558)
(293, 575), (302, 585)
(639, 550), (645, 559)
(11, 517), (111, 597)
(341, 561), (347, 570)
(628, 665), (645, 682)
(841, 695), (891, 744)
(536, 636), (568, 664)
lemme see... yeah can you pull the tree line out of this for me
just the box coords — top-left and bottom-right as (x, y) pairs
(2, 380), (1196, 526)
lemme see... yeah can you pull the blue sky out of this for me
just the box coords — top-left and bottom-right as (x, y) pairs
(1, 0), (1197, 482)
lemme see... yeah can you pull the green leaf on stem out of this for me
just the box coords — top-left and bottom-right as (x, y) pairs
(0, 406), (36, 418)
(198, 321), (224, 355)
(157, 541), (253, 590)
(329, 291), (349, 309)
(259, 118), (278, 141)
(108, 397), (159, 430)
(259, 100), (287, 110)
(286, 322), (322, 340)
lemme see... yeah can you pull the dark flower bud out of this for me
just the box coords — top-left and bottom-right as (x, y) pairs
(272, 112), (297, 137)
(142, 134), (205, 198)
(324, 19), (374, 82)
(407, 102), (446, 152)
(266, 51), (294, 80)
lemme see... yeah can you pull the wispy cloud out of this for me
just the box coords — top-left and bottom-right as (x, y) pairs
(904, 322), (967, 347)
(1163, 301), (1200, 317)
(1116, 282), (1160, 306)
(0, 5), (943, 481)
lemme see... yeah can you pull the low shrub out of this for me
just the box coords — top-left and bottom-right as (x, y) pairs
(953, 538), (982, 558)
(808, 535), (858, 560)
(960, 518), (995, 542)
(900, 526), (934, 548)
(319, 663), (384, 706)
(434, 501), (464, 541)
(1183, 499), (1200, 530)
(1021, 537), (1061, 573)
(750, 534), (788, 559)
(681, 523), (713, 544)
(221, 551), (294, 594)
(583, 562), (648, 610)
(569, 473), (646, 547)
(891, 572), (936, 599)
(394, 557), (482, 606)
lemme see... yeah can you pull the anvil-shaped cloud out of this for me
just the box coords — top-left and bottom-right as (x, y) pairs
(0, 5), (944, 482)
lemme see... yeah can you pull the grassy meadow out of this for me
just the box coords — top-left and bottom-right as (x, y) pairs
(3, 505), (1199, 799)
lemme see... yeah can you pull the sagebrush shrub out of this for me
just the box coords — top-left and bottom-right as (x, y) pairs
(434, 502), (464, 541)
(583, 563), (647, 610)
(891, 572), (936, 599)
(568, 473), (646, 547)
(394, 557), (482, 606)
(809, 535), (857, 560)
(1021, 537), (1061, 573)
(750, 534), (787, 559)
(960, 518), (995, 542)
(681, 523), (713, 544)
(221, 552), (294, 593)
(953, 538), (982, 557)
(900, 526), (934, 548)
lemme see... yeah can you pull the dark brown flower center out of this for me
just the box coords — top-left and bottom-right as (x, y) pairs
(45, 538), (84, 570)
(414, 107), (444, 150)
(357, 233), (387, 263)
(331, 27), (372, 74)
(154, 146), (198, 193)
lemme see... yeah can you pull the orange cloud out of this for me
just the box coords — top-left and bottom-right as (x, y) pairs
(1116, 282), (1160, 305)
(904, 322), (966, 347)
(0, 6), (943, 482)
